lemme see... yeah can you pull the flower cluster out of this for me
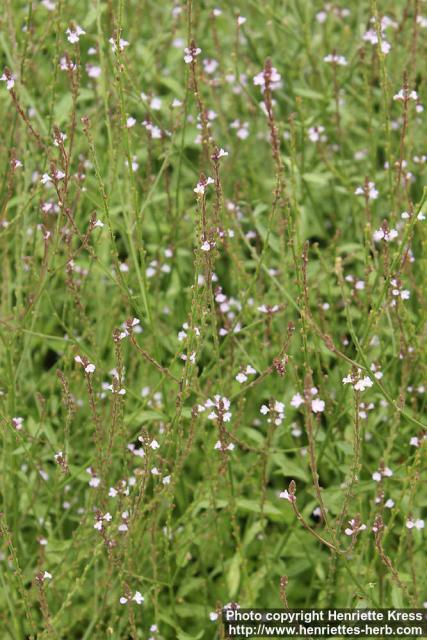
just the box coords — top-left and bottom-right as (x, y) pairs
(390, 278), (410, 303)
(260, 400), (285, 425)
(344, 517), (367, 537)
(290, 388), (325, 413)
(184, 44), (201, 64)
(323, 53), (347, 66)
(235, 365), (256, 383)
(120, 591), (144, 605)
(372, 466), (393, 482)
(342, 370), (374, 392)
(109, 37), (129, 53)
(373, 225), (398, 242)
(354, 181), (379, 200)
(201, 395), (232, 423)
(253, 66), (282, 92)
(1, 69), (15, 90)
(118, 317), (141, 340)
(74, 355), (96, 374)
(194, 176), (214, 195)
(86, 466), (100, 487)
(308, 126), (327, 143)
(362, 16), (395, 55)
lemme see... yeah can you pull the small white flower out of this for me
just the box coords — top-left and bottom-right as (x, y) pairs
(311, 398), (325, 413)
(119, 596), (128, 605)
(353, 376), (373, 392)
(214, 440), (234, 451)
(253, 66), (282, 92)
(373, 227), (398, 242)
(86, 64), (101, 78)
(308, 125), (326, 142)
(59, 57), (77, 71)
(133, 591), (144, 605)
(203, 59), (219, 75)
(41, 0), (56, 10)
(184, 45), (201, 64)
(1, 71), (16, 90)
(355, 181), (379, 200)
(274, 401), (285, 414)
(66, 25), (85, 44)
(194, 176), (214, 195)
(393, 88), (419, 102)
(344, 519), (367, 536)
(53, 131), (67, 147)
(12, 417), (24, 431)
(279, 490), (294, 502)
(324, 53), (348, 66)
(109, 37), (129, 53)
(291, 393), (304, 408)
(106, 384), (126, 395)
(41, 173), (52, 185)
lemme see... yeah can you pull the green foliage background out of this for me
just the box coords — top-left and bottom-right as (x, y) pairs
(0, 0), (426, 638)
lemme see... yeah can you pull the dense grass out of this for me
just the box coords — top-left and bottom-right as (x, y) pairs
(0, 0), (426, 638)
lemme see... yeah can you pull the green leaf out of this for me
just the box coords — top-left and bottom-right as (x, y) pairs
(236, 498), (282, 517)
(227, 553), (241, 598)
(54, 93), (72, 126)
(391, 585), (404, 608)
(271, 452), (309, 482)
(294, 87), (327, 101)
(177, 631), (204, 640)
(302, 172), (332, 186)
(124, 410), (167, 424)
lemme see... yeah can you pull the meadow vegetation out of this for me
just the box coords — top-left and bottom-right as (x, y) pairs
(0, 0), (426, 638)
